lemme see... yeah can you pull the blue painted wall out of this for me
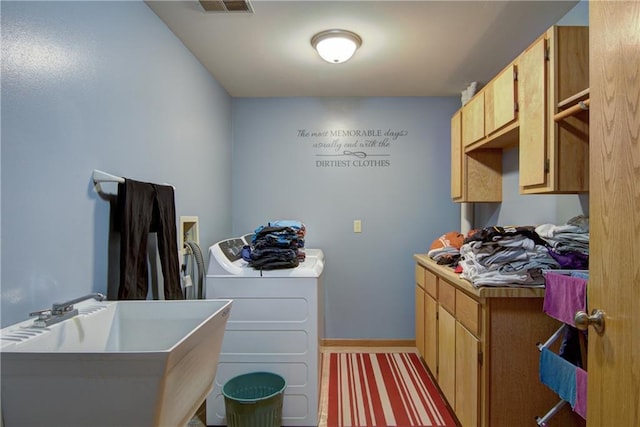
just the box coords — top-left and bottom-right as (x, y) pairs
(474, 148), (588, 228)
(1, 1), (233, 327)
(1, 0), (589, 340)
(231, 97), (461, 339)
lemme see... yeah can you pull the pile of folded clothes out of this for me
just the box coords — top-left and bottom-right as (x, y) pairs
(458, 225), (560, 287)
(535, 215), (589, 270)
(242, 220), (306, 270)
(433, 217), (590, 288)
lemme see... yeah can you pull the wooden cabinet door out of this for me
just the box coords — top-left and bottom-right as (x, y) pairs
(438, 306), (456, 407)
(486, 64), (517, 135)
(451, 110), (463, 200)
(424, 293), (438, 376)
(455, 322), (480, 427)
(588, 2), (640, 425)
(415, 285), (425, 358)
(462, 92), (485, 147)
(518, 36), (548, 189)
(550, 26), (590, 193)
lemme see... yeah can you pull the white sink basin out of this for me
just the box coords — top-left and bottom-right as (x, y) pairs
(1, 298), (232, 427)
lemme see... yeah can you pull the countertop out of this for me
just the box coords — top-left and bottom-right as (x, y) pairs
(414, 254), (546, 299)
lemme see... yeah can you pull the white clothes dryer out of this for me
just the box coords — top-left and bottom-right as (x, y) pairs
(205, 236), (324, 427)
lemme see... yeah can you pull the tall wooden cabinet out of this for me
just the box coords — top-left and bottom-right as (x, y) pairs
(414, 255), (580, 427)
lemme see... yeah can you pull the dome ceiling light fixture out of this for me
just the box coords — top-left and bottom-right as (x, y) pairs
(311, 29), (362, 64)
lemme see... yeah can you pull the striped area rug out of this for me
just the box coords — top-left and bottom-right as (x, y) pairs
(320, 352), (458, 427)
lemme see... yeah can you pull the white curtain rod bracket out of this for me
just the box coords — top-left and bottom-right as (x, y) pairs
(92, 169), (124, 200)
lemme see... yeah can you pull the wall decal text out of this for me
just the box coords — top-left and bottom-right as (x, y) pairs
(296, 128), (408, 168)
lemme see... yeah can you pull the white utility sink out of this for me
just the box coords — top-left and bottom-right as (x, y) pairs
(1, 298), (232, 427)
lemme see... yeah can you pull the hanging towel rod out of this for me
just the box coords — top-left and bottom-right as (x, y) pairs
(92, 169), (124, 184)
(92, 170), (175, 201)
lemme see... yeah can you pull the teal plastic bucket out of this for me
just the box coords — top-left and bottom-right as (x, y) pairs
(222, 372), (286, 427)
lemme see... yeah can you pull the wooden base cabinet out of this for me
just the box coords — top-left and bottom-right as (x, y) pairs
(455, 321), (480, 427)
(438, 306), (457, 406)
(437, 277), (481, 426)
(414, 255), (579, 427)
(415, 283), (425, 357)
(424, 291), (438, 375)
(416, 264), (438, 375)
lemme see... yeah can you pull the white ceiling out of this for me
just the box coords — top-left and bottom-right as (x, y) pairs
(146, 0), (580, 98)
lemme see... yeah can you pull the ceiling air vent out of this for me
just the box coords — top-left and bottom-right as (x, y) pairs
(199, 0), (253, 12)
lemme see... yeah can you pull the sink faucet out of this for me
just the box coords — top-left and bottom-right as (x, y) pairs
(29, 293), (106, 328)
(51, 293), (106, 314)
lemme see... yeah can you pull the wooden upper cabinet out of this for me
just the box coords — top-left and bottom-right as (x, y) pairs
(519, 36), (548, 188)
(451, 25), (589, 201)
(462, 63), (519, 152)
(462, 92), (485, 147)
(451, 110), (463, 200)
(519, 26), (589, 194)
(451, 109), (502, 203)
(485, 63), (518, 136)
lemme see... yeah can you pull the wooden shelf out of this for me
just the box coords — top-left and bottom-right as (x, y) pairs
(414, 255), (546, 299)
(464, 122), (519, 153)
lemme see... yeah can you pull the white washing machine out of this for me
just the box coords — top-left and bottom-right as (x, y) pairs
(205, 236), (324, 427)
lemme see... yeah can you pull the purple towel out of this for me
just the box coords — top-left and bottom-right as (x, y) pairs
(574, 367), (587, 419)
(543, 273), (587, 325)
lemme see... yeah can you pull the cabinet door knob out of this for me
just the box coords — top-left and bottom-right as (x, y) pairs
(574, 309), (605, 334)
